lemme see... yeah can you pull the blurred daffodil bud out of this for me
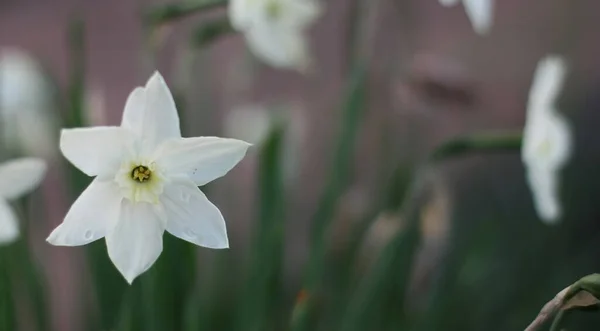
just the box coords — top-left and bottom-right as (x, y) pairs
(439, 0), (494, 35)
(522, 55), (571, 224)
(0, 48), (58, 159)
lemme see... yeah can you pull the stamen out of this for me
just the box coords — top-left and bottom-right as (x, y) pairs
(131, 165), (151, 182)
(266, 1), (281, 19)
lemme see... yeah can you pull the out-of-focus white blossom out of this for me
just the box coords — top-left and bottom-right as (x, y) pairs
(228, 0), (322, 71)
(0, 48), (58, 159)
(225, 103), (306, 186)
(439, 0), (493, 35)
(47, 72), (250, 283)
(0, 158), (47, 244)
(522, 55), (571, 224)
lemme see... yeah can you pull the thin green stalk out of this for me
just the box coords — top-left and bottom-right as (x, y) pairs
(290, 63), (367, 331)
(236, 125), (286, 331)
(65, 18), (127, 330)
(0, 249), (15, 331)
(66, 19), (85, 128)
(339, 170), (427, 331)
(191, 17), (234, 48)
(325, 163), (412, 329)
(549, 310), (565, 331)
(10, 198), (49, 331)
(144, 0), (228, 26)
(429, 132), (522, 163)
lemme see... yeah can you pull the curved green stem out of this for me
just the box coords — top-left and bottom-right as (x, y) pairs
(430, 132), (522, 163)
(144, 0), (228, 26)
(549, 310), (565, 331)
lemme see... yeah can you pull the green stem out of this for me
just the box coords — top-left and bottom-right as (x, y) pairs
(191, 17), (234, 48)
(144, 0), (228, 26)
(429, 132), (522, 163)
(549, 310), (565, 331)
(339, 169), (426, 331)
(236, 125), (286, 331)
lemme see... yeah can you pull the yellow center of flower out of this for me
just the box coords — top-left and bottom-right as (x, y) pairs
(537, 138), (552, 157)
(266, 1), (281, 19)
(131, 165), (151, 183)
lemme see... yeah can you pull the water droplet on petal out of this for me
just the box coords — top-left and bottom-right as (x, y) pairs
(84, 230), (93, 240)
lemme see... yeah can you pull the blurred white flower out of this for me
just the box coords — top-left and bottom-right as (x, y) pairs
(224, 103), (306, 185)
(47, 72), (250, 283)
(0, 158), (47, 244)
(0, 48), (58, 159)
(522, 55), (571, 224)
(225, 105), (272, 146)
(439, 0), (493, 35)
(228, 0), (321, 71)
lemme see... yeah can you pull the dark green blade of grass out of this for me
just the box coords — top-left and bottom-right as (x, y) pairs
(144, 0), (228, 26)
(2, 197), (50, 331)
(235, 125), (286, 331)
(429, 133), (522, 163)
(339, 172), (427, 331)
(64, 19), (128, 330)
(115, 281), (145, 331)
(136, 234), (197, 331)
(0, 249), (15, 331)
(291, 63), (367, 331)
(325, 163), (413, 329)
(190, 17), (234, 49)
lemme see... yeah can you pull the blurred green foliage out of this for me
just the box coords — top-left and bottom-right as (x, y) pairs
(5, 1), (600, 331)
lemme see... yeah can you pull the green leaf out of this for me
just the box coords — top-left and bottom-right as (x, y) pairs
(339, 173), (426, 331)
(291, 63), (367, 331)
(191, 17), (234, 49)
(236, 125), (286, 331)
(429, 132), (522, 163)
(64, 18), (128, 330)
(144, 0), (228, 26)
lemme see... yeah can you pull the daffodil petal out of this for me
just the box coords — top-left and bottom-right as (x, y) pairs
(463, 0), (493, 35)
(0, 199), (19, 244)
(142, 72), (181, 148)
(47, 179), (121, 246)
(162, 181), (228, 249)
(522, 55), (571, 225)
(106, 201), (165, 284)
(228, 0), (258, 29)
(439, 0), (460, 6)
(526, 166), (561, 223)
(274, 0), (321, 29)
(121, 87), (146, 135)
(0, 158), (46, 200)
(526, 56), (567, 118)
(60, 127), (133, 178)
(246, 26), (310, 70)
(154, 137), (250, 186)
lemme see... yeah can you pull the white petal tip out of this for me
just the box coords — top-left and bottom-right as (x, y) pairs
(124, 275), (136, 285)
(45, 231), (64, 246)
(147, 71), (166, 86)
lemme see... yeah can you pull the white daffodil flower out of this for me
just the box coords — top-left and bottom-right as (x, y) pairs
(0, 48), (58, 159)
(228, 0), (321, 71)
(439, 0), (493, 35)
(0, 158), (47, 244)
(47, 72), (250, 283)
(522, 55), (571, 224)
